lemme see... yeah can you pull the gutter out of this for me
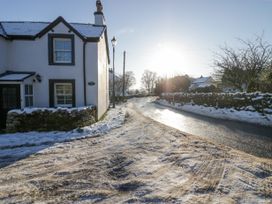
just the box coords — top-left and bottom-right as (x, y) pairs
(83, 41), (87, 106)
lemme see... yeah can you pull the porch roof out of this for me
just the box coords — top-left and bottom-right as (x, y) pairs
(0, 71), (36, 82)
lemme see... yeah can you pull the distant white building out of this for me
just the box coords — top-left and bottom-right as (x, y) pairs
(189, 76), (217, 91)
(0, 0), (110, 128)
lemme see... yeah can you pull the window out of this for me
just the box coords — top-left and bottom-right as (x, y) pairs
(54, 83), (73, 107)
(25, 84), (33, 107)
(49, 80), (75, 108)
(53, 38), (72, 63)
(48, 34), (75, 65)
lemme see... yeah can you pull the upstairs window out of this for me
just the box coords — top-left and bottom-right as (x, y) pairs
(48, 34), (75, 65)
(54, 38), (72, 63)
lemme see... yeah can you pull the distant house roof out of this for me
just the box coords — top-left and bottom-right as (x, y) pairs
(192, 76), (212, 84)
(0, 71), (35, 82)
(190, 76), (215, 90)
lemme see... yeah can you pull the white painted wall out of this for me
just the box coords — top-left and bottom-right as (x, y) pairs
(85, 34), (109, 119)
(0, 37), (8, 73)
(96, 33), (110, 119)
(2, 22), (109, 118)
(5, 22), (91, 108)
(85, 42), (98, 108)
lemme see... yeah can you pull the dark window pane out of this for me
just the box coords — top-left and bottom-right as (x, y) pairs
(29, 85), (33, 95)
(25, 96), (33, 107)
(25, 85), (28, 95)
(25, 85), (33, 95)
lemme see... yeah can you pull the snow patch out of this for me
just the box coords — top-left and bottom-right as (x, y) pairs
(9, 106), (96, 114)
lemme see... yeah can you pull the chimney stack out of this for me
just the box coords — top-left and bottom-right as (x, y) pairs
(94, 0), (105, 25)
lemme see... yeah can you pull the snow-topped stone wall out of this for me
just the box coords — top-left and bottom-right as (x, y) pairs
(6, 106), (96, 132)
(161, 92), (272, 114)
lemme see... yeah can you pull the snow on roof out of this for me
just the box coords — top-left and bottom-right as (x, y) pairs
(0, 21), (105, 38)
(198, 83), (212, 88)
(192, 76), (212, 84)
(0, 72), (35, 81)
(70, 23), (105, 38)
(1, 22), (49, 36)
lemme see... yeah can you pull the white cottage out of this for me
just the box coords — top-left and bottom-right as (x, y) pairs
(0, 0), (110, 128)
(189, 76), (217, 91)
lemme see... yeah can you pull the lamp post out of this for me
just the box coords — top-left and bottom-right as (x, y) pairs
(111, 36), (117, 108)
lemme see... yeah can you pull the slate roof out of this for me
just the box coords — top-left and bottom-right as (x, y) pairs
(1, 22), (49, 36)
(0, 17), (106, 40)
(0, 16), (110, 63)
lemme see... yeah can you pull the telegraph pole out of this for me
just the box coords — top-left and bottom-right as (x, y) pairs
(122, 51), (126, 98)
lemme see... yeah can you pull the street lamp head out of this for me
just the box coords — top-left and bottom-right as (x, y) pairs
(111, 36), (117, 47)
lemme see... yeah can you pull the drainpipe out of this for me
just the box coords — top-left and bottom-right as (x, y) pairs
(83, 41), (87, 106)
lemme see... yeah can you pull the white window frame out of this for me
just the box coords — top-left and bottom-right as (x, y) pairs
(54, 83), (73, 107)
(24, 84), (34, 107)
(53, 38), (72, 63)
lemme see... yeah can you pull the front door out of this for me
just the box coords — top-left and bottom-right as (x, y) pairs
(0, 84), (21, 129)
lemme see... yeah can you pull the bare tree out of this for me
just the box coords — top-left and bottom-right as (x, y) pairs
(141, 70), (157, 94)
(214, 36), (272, 92)
(109, 71), (136, 97)
(124, 71), (136, 92)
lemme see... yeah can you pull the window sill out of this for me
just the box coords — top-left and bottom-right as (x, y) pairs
(49, 62), (75, 66)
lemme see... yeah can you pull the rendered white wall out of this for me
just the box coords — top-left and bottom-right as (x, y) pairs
(85, 42), (98, 107)
(2, 22), (109, 115)
(96, 33), (109, 119)
(6, 22), (92, 108)
(85, 33), (110, 119)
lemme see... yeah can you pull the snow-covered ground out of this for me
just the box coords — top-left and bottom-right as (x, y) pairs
(0, 106), (125, 167)
(156, 99), (272, 127)
(0, 100), (271, 203)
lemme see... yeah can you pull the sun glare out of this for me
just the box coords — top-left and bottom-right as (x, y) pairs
(146, 42), (188, 76)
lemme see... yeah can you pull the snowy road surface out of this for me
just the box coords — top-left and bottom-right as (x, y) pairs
(0, 100), (271, 203)
(135, 97), (272, 158)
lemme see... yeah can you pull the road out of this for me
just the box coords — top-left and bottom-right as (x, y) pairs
(133, 97), (272, 158)
(0, 100), (271, 203)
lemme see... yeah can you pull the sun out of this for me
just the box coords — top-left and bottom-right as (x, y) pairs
(146, 42), (186, 76)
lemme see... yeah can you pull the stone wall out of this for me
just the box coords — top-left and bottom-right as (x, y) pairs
(6, 107), (97, 132)
(161, 92), (272, 114)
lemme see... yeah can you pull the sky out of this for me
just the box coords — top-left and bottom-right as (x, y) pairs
(1, 0), (272, 88)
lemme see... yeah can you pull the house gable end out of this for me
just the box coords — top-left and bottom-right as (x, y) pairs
(36, 16), (86, 41)
(104, 28), (110, 64)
